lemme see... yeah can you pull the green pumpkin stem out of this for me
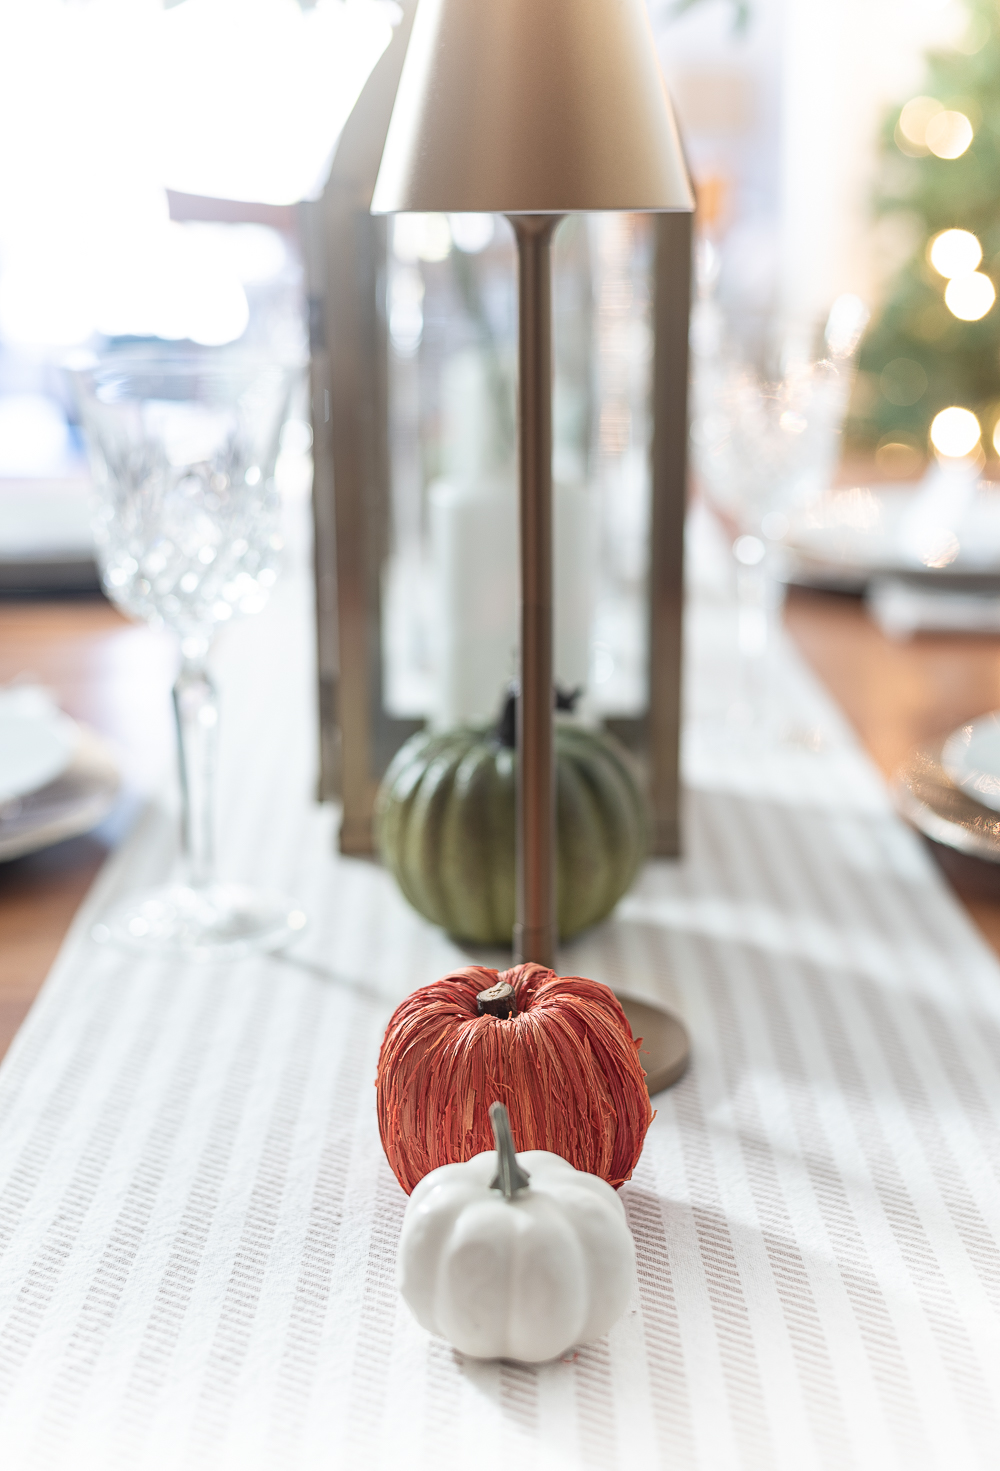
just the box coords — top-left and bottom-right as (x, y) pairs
(489, 1102), (531, 1199)
(495, 688), (518, 749)
(493, 682), (584, 750)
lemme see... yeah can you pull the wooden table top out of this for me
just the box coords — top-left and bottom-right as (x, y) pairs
(785, 585), (1000, 955)
(3, 586), (1000, 1063)
(0, 600), (175, 1060)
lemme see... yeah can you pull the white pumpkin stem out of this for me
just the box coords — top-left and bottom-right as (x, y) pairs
(489, 1102), (531, 1199)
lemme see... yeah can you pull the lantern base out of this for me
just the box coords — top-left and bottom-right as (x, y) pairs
(615, 994), (690, 1095)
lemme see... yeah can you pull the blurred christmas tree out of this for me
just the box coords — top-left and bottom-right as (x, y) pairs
(846, 0), (1000, 469)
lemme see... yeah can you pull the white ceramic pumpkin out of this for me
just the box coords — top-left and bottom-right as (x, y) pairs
(397, 1103), (636, 1363)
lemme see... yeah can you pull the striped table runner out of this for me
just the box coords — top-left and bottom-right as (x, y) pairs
(2, 563), (1000, 1470)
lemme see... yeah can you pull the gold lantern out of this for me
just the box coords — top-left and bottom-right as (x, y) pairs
(305, 0), (693, 918)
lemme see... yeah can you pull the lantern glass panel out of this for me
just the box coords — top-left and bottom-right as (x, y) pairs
(380, 214), (653, 733)
(589, 214), (654, 721)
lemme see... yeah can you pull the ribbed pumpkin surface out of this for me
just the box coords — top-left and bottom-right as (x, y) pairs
(377, 963), (653, 1194)
(375, 722), (648, 944)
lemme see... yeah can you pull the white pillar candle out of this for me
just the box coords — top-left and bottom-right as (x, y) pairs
(441, 348), (508, 482)
(430, 349), (596, 728)
(430, 473), (517, 727)
(430, 475), (595, 728)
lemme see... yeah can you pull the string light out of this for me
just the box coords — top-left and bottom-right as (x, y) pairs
(898, 95), (943, 150)
(944, 272), (996, 321)
(928, 229), (982, 278)
(930, 406), (981, 458)
(926, 111), (974, 159)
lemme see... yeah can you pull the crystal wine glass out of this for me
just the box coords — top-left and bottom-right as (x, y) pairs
(73, 351), (306, 959)
(691, 293), (869, 737)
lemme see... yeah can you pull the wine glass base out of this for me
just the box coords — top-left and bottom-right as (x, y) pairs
(687, 711), (828, 755)
(92, 883), (308, 962)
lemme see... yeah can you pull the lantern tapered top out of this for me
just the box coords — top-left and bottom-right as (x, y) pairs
(371, 0), (694, 215)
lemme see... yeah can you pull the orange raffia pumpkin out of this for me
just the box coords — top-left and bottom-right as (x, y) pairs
(376, 963), (653, 1195)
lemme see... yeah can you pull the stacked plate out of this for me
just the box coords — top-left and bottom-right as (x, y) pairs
(784, 479), (1000, 637)
(895, 713), (1000, 863)
(0, 687), (120, 861)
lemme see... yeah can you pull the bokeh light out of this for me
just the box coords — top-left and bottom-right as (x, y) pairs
(926, 111), (974, 159)
(875, 438), (923, 478)
(448, 215), (495, 254)
(944, 271), (996, 321)
(733, 535), (766, 566)
(392, 214), (452, 263)
(920, 530), (961, 570)
(880, 357), (927, 407)
(898, 95), (943, 149)
(928, 228), (982, 278)
(993, 418), (1000, 458)
(824, 294), (870, 358)
(930, 406), (981, 457)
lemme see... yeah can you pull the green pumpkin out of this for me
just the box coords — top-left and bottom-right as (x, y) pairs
(375, 697), (648, 945)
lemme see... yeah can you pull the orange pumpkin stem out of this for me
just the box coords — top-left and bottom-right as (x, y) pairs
(476, 981), (517, 1018)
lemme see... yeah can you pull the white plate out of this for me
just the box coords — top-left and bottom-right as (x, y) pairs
(0, 724), (119, 861)
(785, 481), (1000, 593)
(941, 712), (1000, 813)
(0, 687), (79, 806)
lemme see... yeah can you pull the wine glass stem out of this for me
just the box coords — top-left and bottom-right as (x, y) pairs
(735, 554), (785, 726)
(172, 658), (218, 890)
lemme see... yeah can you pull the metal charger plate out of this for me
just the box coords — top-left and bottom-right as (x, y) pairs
(615, 992), (691, 1095)
(893, 738), (1000, 864)
(940, 712), (1000, 813)
(0, 725), (120, 862)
